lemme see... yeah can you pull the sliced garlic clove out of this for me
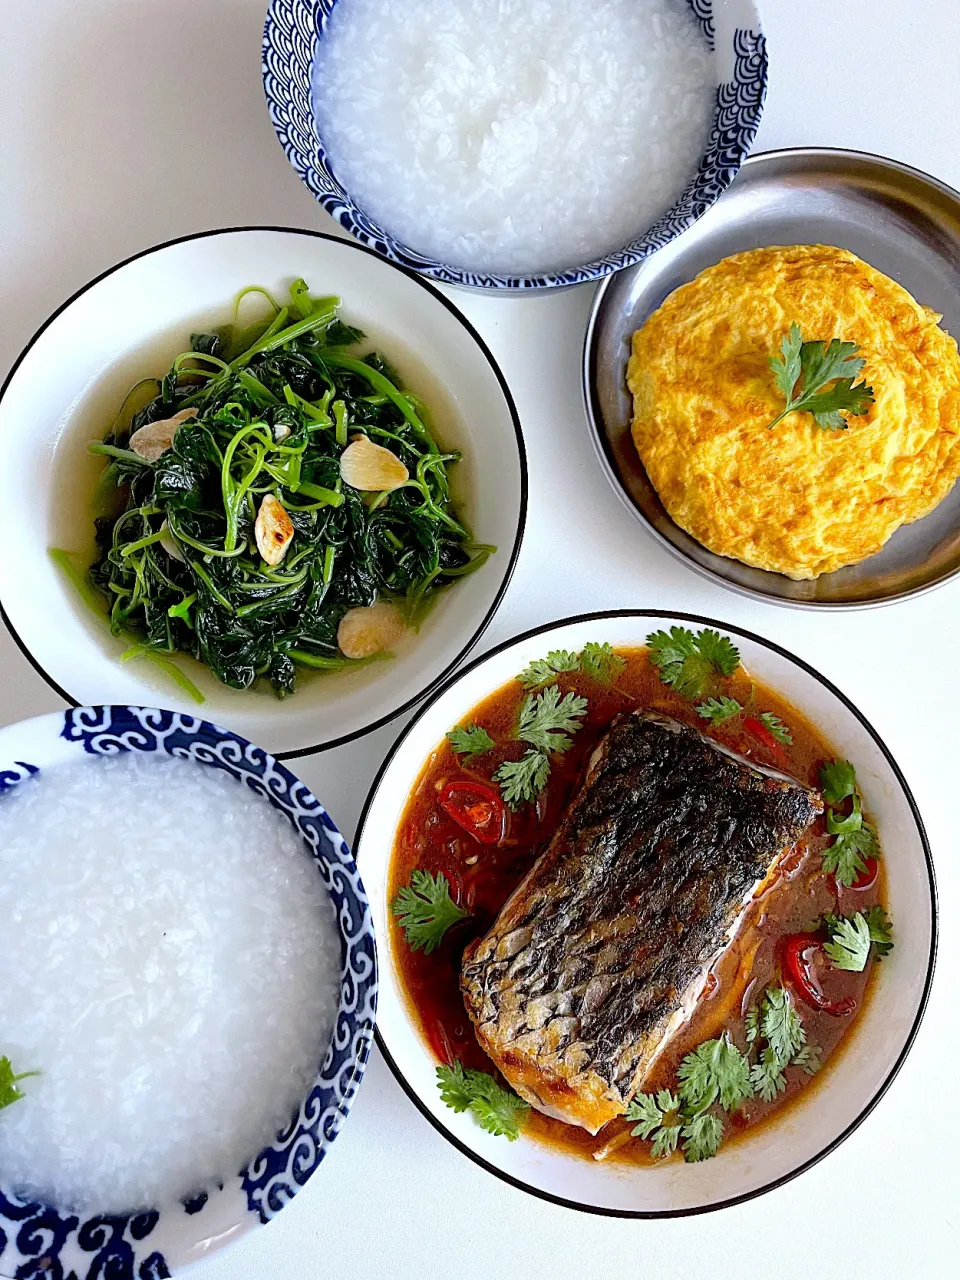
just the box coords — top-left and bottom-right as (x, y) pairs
(273, 422), (292, 442)
(340, 434), (409, 491)
(337, 601), (406, 660)
(158, 520), (184, 562)
(128, 407), (198, 462)
(255, 494), (295, 566)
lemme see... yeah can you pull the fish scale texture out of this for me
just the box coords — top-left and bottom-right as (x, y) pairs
(461, 713), (821, 1132)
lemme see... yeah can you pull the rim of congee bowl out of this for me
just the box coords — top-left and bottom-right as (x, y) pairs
(0, 705), (377, 1278)
(261, 0), (768, 290)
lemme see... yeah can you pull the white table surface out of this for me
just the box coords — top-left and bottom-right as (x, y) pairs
(2, 1), (958, 1275)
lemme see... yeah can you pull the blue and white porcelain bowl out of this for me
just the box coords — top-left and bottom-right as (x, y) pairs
(262, 0), (768, 290)
(0, 707), (377, 1279)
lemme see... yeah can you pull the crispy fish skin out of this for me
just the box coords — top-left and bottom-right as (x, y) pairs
(460, 713), (822, 1133)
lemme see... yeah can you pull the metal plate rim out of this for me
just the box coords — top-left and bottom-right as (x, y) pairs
(583, 144), (960, 611)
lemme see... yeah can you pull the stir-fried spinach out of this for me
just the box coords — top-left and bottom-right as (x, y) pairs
(71, 280), (491, 699)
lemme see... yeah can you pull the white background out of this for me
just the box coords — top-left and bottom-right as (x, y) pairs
(1, 1), (958, 1276)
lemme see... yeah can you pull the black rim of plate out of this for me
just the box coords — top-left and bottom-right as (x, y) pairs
(582, 145), (960, 611)
(355, 607), (938, 1218)
(0, 226), (528, 759)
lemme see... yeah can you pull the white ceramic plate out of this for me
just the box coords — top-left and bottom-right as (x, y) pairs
(0, 228), (525, 757)
(355, 610), (936, 1216)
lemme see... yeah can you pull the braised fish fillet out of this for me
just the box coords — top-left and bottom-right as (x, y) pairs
(460, 713), (822, 1133)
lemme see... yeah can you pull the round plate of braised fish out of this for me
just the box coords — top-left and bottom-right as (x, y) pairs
(355, 610), (935, 1215)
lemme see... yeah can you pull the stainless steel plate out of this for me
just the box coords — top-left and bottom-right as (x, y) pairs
(583, 147), (960, 608)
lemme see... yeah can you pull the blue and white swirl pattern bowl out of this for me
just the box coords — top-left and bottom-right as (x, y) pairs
(262, 0), (767, 290)
(0, 707), (377, 1280)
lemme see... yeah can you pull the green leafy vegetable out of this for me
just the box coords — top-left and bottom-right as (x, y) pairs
(818, 760), (880, 887)
(750, 1048), (787, 1103)
(390, 869), (469, 954)
(0, 1057), (39, 1111)
(793, 1043), (823, 1076)
(436, 1062), (529, 1140)
(517, 642), (625, 690)
(696, 696), (743, 726)
(767, 324), (875, 431)
(745, 986), (816, 1102)
(676, 1034), (754, 1113)
(646, 626), (740, 699)
(822, 912), (873, 972)
(65, 281), (491, 700)
(680, 1112), (725, 1162)
(758, 985), (806, 1065)
(580, 642), (626, 685)
(821, 820), (878, 887)
(624, 1091), (666, 1140)
(744, 1005), (760, 1045)
(758, 712), (792, 745)
(823, 909), (894, 970)
(625, 1089), (683, 1157)
(493, 686), (588, 809)
(493, 750), (551, 809)
(446, 724), (495, 758)
(819, 759), (857, 805)
(516, 686), (589, 754)
(518, 650), (581, 688)
(862, 905), (895, 958)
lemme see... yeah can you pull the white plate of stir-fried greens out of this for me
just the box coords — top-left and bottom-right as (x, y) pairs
(0, 228), (526, 755)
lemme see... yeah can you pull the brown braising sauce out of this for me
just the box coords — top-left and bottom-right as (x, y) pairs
(388, 647), (883, 1163)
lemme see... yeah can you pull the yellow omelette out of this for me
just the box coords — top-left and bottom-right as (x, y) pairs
(627, 244), (960, 579)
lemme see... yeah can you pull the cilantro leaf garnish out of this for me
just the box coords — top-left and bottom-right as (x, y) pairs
(518, 642), (626, 689)
(518, 650), (580, 689)
(646, 626), (740, 699)
(625, 1089), (683, 1158)
(819, 759), (857, 805)
(750, 1048), (787, 1103)
(676, 1034), (753, 1113)
(390, 869), (469, 954)
(0, 1057), (39, 1111)
(493, 750), (550, 809)
(823, 912), (873, 971)
(793, 1043), (823, 1076)
(516, 686), (588, 755)
(760, 985), (806, 1063)
(823, 909), (894, 970)
(493, 681), (588, 810)
(818, 760), (881, 887)
(446, 723), (495, 759)
(862, 905), (894, 958)
(681, 1111), (725, 1162)
(758, 712), (792, 745)
(744, 1005), (760, 1045)
(697, 696), (743, 726)
(651, 1122), (683, 1159)
(744, 985), (817, 1100)
(625, 1092), (665, 1140)
(436, 1062), (529, 1140)
(821, 822), (878, 887)
(580, 642), (626, 685)
(767, 324), (875, 431)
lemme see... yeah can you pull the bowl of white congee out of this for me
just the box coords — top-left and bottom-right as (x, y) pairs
(0, 706), (376, 1279)
(262, 0), (767, 289)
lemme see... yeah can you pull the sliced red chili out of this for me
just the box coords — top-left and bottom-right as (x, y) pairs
(438, 780), (506, 845)
(845, 856), (879, 892)
(783, 932), (856, 1017)
(743, 716), (791, 760)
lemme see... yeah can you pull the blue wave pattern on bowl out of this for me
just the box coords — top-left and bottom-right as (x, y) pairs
(0, 707), (377, 1280)
(262, 0), (767, 290)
